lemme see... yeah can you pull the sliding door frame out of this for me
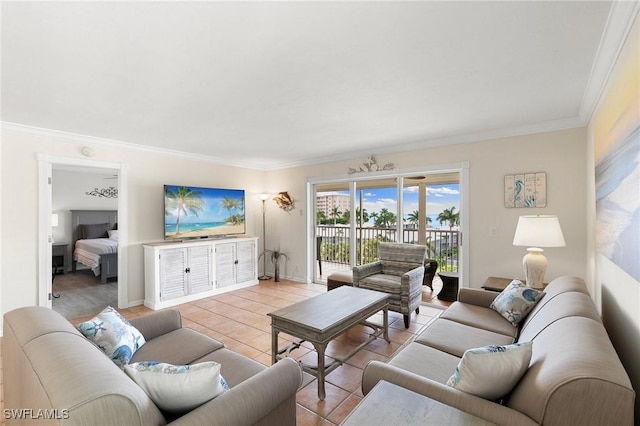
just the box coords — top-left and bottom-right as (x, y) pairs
(306, 162), (469, 286)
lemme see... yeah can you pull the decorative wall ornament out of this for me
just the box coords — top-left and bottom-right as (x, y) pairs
(348, 155), (394, 174)
(504, 172), (546, 208)
(273, 191), (294, 211)
(86, 186), (118, 198)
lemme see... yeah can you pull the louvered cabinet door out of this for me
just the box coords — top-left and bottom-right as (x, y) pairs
(236, 240), (257, 283)
(188, 245), (213, 294)
(215, 242), (237, 288)
(159, 248), (187, 301)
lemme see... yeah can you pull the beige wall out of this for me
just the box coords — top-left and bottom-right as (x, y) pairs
(1, 124), (589, 334)
(268, 127), (588, 286)
(588, 12), (640, 420)
(0, 129), (267, 331)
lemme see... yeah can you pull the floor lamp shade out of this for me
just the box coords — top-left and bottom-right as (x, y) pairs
(513, 215), (565, 289)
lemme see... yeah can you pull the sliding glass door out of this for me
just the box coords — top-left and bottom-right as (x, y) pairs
(312, 171), (462, 283)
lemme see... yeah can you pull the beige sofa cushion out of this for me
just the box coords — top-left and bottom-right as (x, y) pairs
(193, 347), (267, 387)
(440, 302), (517, 338)
(388, 342), (461, 384)
(415, 318), (514, 357)
(131, 327), (224, 365)
(518, 291), (602, 342)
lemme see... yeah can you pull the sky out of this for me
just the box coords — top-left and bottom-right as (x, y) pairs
(322, 183), (460, 226)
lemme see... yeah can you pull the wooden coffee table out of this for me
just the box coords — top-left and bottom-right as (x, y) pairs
(268, 286), (390, 400)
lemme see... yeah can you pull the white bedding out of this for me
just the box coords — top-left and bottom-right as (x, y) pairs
(74, 238), (118, 276)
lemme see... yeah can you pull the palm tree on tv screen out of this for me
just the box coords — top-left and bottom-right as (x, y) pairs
(165, 187), (205, 235)
(221, 196), (241, 225)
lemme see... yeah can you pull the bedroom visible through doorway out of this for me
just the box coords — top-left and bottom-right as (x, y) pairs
(51, 166), (119, 319)
(38, 154), (129, 315)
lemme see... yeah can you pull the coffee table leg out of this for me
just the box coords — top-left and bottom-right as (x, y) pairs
(314, 342), (327, 400)
(383, 305), (390, 343)
(271, 329), (279, 365)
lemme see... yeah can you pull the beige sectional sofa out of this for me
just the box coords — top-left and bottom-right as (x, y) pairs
(3, 306), (302, 425)
(362, 276), (635, 425)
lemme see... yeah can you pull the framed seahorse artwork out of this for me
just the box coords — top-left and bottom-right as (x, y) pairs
(504, 172), (546, 208)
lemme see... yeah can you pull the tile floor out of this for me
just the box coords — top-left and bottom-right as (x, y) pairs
(0, 279), (450, 425)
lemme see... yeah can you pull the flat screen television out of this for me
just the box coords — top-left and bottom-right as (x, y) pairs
(164, 185), (245, 240)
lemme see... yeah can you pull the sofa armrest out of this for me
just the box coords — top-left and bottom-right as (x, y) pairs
(169, 358), (302, 426)
(362, 361), (537, 426)
(457, 288), (498, 308)
(128, 309), (182, 341)
(353, 261), (383, 286)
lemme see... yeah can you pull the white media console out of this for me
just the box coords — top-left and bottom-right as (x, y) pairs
(143, 236), (258, 310)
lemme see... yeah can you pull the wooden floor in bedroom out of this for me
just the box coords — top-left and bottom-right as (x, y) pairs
(52, 270), (118, 319)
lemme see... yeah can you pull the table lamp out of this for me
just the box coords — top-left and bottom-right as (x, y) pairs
(512, 215), (565, 289)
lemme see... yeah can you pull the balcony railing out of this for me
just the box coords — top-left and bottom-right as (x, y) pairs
(316, 225), (459, 272)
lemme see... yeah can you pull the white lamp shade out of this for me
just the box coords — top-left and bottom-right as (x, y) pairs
(51, 213), (59, 227)
(513, 215), (565, 248)
(260, 193), (269, 201)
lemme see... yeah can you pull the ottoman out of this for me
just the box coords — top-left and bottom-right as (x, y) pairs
(327, 271), (353, 291)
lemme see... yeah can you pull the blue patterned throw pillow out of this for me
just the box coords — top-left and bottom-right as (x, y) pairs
(490, 280), (544, 326)
(447, 341), (533, 400)
(76, 306), (145, 368)
(124, 361), (229, 412)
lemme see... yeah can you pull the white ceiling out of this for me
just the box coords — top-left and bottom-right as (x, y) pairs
(1, 1), (633, 170)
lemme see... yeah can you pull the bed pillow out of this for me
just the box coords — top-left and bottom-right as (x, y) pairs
(76, 306), (145, 368)
(124, 361), (229, 412)
(107, 229), (119, 241)
(446, 341), (533, 400)
(490, 280), (544, 326)
(79, 223), (112, 239)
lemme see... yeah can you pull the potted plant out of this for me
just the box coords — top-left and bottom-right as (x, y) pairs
(270, 249), (288, 282)
(259, 249), (288, 282)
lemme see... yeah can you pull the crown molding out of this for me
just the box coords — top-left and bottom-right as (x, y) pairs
(269, 115), (585, 171)
(1, 122), (267, 171)
(579, 1), (640, 123)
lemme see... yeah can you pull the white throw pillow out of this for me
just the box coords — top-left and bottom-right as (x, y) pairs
(446, 341), (533, 400)
(124, 361), (229, 412)
(490, 280), (544, 326)
(76, 306), (145, 368)
(107, 229), (119, 241)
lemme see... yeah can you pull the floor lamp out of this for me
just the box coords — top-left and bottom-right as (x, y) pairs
(258, 193), (271, 280)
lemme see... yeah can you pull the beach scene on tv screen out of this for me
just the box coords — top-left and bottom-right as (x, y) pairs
(164, 185), (245, 239)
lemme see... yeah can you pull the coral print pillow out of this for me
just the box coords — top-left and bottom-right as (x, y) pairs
(76, 306), (146, 368)
(490, 280), (544, 326)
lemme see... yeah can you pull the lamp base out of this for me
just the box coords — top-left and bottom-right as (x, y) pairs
(522, 248), (547, 289)
(258, 275), (272, 281)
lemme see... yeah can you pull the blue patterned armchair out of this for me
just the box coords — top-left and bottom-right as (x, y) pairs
(353, 242), (427, 328)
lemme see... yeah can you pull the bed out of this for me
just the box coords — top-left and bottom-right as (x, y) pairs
(71, 210), (118, 284)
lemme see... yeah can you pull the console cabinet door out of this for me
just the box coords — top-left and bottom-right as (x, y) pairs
(159, 248), (187, 301)
(215, 242), (236, 288)
(187, 245), (213, 294)
(236, 240), (257, 284)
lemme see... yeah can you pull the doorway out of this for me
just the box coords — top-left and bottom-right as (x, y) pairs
(38, 154), (129, 312)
